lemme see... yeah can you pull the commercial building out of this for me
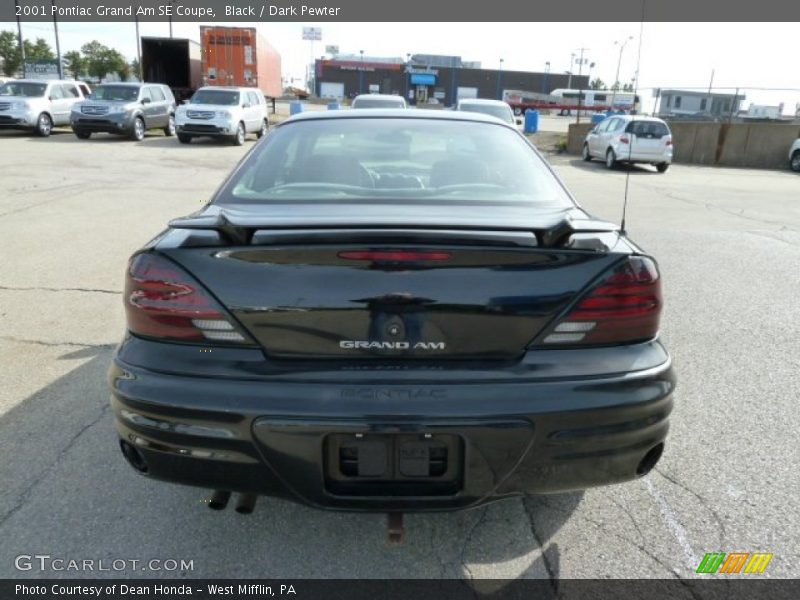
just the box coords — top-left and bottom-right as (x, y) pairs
(314, 56), (587, 106)
(655, 89), (746, 119)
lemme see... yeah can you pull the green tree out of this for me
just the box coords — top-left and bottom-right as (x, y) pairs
(130, 58), (141, 81)
(23, 37), (55, 60)
(0, 30), (23, 76)
(63, 50), (84, 79)
(81, 41), (127, 82)
(622, 83), (634, 92)
(590, 78), (606, 90)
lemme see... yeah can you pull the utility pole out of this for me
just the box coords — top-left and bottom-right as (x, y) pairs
(706, 68), (715, 118)
(574, 47), (589, 123)
(134, 14), (142, 80)
(51, 1), (63, 79)
(14, 0), (26, 77)
(611, 36), (633, 111)
(496, 58), (504, 100)
(567, 52), (575, 88)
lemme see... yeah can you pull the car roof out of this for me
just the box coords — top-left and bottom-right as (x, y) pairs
(353, 94), (404, 100)
(196, 86), (261, 92)
(458, 98), (510, 106)
(282, 109), (517, 128)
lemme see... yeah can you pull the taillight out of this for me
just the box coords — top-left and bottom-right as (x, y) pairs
(619, 136), (630, 144)
(534, 256), (662, 347)
(124, 253), (252, 344)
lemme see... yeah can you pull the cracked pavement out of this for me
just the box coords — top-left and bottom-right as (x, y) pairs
(0, 129), (798, 580)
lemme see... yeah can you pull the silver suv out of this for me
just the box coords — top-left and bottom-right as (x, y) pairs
(583, 115), (673, 173)
(175, 86), (269, 146)
(71, 83), (176, 141)
(0, 79), (91, 136)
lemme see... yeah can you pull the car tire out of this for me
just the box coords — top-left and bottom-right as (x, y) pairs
(231, 122), (245, 146)
(177, 133), (192, 144)
(656, 162), (670, 173)
(74, 129), (91, 140)
(256, 119), (269, 139)
(35, 113), (52, 137)
(791, 151), (800, 173)
(582, 144), (592, 162)
(130, 117), (145, 141)
(605, 149), (617, 170)
(163, 115), (176, 137)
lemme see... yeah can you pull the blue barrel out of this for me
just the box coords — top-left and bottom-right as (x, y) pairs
(289, 101), (304, 115)
(327, 102), (340, 110)
(591, 113), (606, 125)
(523, 109), (539, 134)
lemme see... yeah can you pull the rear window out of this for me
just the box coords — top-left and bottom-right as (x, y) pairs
(458, 103), (514, 125)
(353, 97), (405, 109)
(626, 120), (670, 138)
(216, 118), (573, 208)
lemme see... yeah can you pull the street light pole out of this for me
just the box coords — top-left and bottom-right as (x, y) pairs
(496, 58), (504, 100)
(611, 36), (633, 111)
(359, 49), (364, 94)
(542, 61), (550, 93)
(567, 52), (575, 88)
(14, 0), (26, 77)
(51, 1), (63, 79)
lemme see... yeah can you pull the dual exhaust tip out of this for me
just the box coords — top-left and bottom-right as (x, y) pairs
(208, 490), (258, 514)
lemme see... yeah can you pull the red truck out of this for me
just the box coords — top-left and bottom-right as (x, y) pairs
(200, 26), (282, 99)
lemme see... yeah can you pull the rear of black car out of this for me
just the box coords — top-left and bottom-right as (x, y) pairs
(109, 112), (675, 511)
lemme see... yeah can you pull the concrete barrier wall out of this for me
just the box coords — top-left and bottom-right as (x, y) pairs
(567, 120), (800, 170)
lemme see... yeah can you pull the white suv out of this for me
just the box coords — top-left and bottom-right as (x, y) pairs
(789, 138), (800, 173)
(0, 79), (91, 136)
(175, 86), (269, 146)
(583, 115), (673, 173)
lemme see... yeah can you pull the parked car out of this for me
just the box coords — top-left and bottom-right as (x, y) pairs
(583, 115), (673, 172)
(789, 138), (800, 173)
(0, 79), (91, 136)
(174, 86), (269, 146)
(109, 110), (675, 514)
(71, 83), (176, 141)
(352, 93), (407, 109)
(456, 98), (522, 127)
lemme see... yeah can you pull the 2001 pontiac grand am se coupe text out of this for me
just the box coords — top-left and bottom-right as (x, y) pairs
(108, 110), (675, 514)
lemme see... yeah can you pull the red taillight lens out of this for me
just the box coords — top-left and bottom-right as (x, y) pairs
(338, 250), (452, 262)
(535, 257), (662, 346)
(619, 136), (630, 144)
(124, 253), (252, 344)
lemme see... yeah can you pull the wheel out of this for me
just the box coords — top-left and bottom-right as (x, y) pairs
(560, 108), (569, 116)
(231, 122), (245, 146)
(605, 149), (617, 170)
(791, 151), (800, 173)
(130, 117), (145, 141)
(35, 113), (52, 137)
(256, 119), (268, 139)
(74, 129), (91, 140)
(582, 144), (592, 162)
(177, 133), (192, 144)
(163, 115), (176, 137)
(513, 107), (522, 116)
(656, 162), (670, 173)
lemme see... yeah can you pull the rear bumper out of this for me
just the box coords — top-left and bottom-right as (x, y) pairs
(108, 336), (675, 511)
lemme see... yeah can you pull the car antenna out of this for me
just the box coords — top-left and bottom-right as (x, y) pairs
(620, 0), (647, 236)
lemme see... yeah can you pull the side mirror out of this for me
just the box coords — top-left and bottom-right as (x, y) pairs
(141, 97), (151, 105)
(242, 102), (251, 108)
(588, 127), (597, 134)
(516, 118), (523, 125)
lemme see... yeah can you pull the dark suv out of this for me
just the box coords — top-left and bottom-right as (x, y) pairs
(70, 83), (176, 141)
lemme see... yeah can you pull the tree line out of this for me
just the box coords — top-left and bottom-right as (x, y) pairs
(0, 30), (138, 81)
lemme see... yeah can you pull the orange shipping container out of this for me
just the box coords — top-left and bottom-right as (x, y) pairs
(200, 26), (282, 98)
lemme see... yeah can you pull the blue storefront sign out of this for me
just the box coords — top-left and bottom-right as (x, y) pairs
(410, 73), (437, 86)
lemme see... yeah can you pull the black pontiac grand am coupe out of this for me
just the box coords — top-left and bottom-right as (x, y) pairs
(109, 110), (675, 516)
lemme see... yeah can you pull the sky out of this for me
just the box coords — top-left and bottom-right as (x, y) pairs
(2, 21), (799, 114)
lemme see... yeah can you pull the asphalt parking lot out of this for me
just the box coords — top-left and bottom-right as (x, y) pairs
(1, 125), (798, 583)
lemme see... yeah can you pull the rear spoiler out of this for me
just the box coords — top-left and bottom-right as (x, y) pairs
(168, 210), (619, 248)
